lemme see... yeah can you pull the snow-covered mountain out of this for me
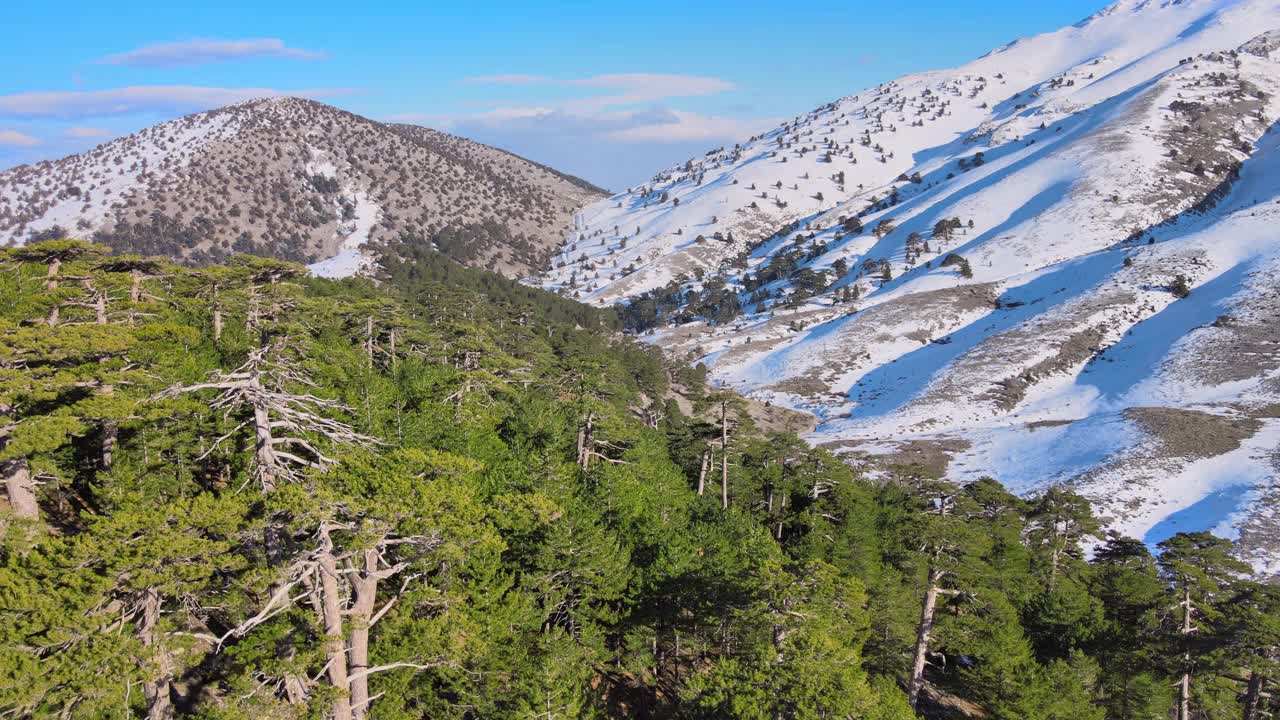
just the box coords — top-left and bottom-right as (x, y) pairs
(0, 97), (604, 277)
(540, 0), (1280, 571)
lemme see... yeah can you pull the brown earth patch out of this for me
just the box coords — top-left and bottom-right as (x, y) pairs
(744, 396), (818, 435)
(663, 384), (817, 435)
(1025, 419), (1075, 430)
(818, 436), (972, 479)
(984, 326), (1107, 411)
(1124, 406), (1262, 459)
(768, 374), (831, 398)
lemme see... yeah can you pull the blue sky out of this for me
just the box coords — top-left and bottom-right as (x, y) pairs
(2, 0), (1105, 189)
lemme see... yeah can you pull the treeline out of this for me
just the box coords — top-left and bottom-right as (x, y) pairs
(377, 235), (621, 332)
(0, 239), (1274, 720)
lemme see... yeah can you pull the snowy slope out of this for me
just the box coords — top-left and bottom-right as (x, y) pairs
(540, 0), (1280, 571)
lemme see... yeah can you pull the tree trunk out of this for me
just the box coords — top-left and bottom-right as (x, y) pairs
(130, 271), (143, 304)
(282, 673), (310, 706)
(578, 413), (594, 470)
(696, 447), (709, 496)
(775, 494), (785, 541)
(772, 597), (793, 666)
(246, 286), (259, 333)
(1178, 673), (1190, 720)
(139, 589), (174, 720)
(249, 373), (277, 491)
(348, 549), (379, 720)
(720, 401), (729, 510)
(365, 316), (375, 369)
(2, 456), (37, 520)
(317, 530), (354, 720)
(45, 257), (61, 291)
(101, 423), (118, 469)
(277, 533), (311, 706)
(92, 297), (118, 470)
(1179, 586), (1193, 720)
(213, 304), (223, 344)
(100, 382), (117, 469)
(908, 566), (944, 709)
(1241, 671), (1264, 720)
(269, 276), (282, 323)
(42, 255), (65, 327)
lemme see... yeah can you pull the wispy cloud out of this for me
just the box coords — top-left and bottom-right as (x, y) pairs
(63, 126), (109, 139)
(0, 129), (41, 147)
(424, 72), (755, 144)
(393, 105), (777, 189)
(99, 38), (326, 68)
(603, 110), (769, 143)
(398, 106), (772, 145)
(0, 86), (361, 119)
(461, 72), (736, 112)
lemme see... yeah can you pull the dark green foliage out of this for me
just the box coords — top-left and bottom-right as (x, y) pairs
(941, 251), (974, 279)
(377, 237), (621, 331)
(387, 219), (550, 270)
(0, 239), (1270, 720)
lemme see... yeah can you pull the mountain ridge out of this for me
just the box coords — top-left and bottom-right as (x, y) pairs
(0, 96), (605, 277)
(537, 0), (1280, 571)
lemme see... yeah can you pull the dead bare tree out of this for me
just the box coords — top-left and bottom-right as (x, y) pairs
(138, 588), (175, 720)
(238, 261), (304, 336)
(907, 488), (968, 710)
(720, 399), (730, 510)
(160, 340), (376, 491)
(696, 446), (711, 496)
(95, 257), (167, 327)
(211, 520), (447, 719)
(576, 411), (629, 469)
(9, 241), (106, 327)
(0, 407), (36, 520)
(1178, 586), (1194, 720)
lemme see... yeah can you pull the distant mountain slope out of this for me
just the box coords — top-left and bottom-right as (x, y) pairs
(539, 0), (1280, 571)
(0, 97), (605, 277)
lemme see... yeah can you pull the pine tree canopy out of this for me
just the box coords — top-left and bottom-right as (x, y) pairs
(0, 240), (1272, 720)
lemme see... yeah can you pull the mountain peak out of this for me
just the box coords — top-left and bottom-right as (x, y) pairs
(0, 99), (604, 276)
(1085, 0), (1195, 19)
(536, 0), (1280, 569)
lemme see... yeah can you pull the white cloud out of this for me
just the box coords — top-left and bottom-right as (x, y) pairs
(604, 110), (772, 143)
(393, 101), (779, 189)
(460, 72), (736, 113)
(100, 38), (325, 68)
(400, 105), (770, 145)
(0, 86), (361, 119)
(421, 72), (755, 144)
(402, 105), (776, 190)
(0, 130), (41, 147)
(571, 73), (734, 95)
(405, 107), (668, 132)
(63, 126), (109, 139)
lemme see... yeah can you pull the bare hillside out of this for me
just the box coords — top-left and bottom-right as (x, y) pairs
(0, 97), (605, 277)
